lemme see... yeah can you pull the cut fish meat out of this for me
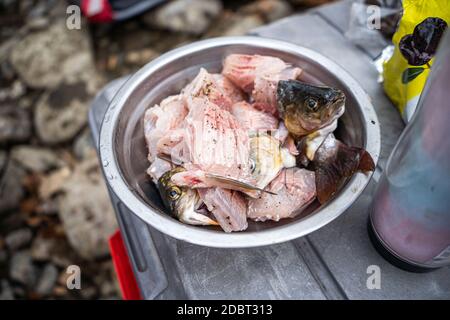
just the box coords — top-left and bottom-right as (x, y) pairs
(144, 95), (188, 162)
(182, 68), (242, 111)
(248, 168), (316, 222)
(213, 74), (246, 105)
(230, 101), (278, 131)
(199, 187), (248, 232)
(222, 54), (287, 92)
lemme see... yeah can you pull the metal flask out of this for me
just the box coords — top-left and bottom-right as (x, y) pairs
(369, 31), (450, 272)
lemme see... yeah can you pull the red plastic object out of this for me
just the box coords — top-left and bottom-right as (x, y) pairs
(81, 0), (114, 23)
(109, 230), (142, 300)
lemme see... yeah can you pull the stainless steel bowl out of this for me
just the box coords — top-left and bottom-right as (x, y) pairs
(99, 36), (380, 248)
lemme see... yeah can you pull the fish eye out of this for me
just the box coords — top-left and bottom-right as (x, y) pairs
(305, 98), (319, 111)
(168, 188), (180, 200)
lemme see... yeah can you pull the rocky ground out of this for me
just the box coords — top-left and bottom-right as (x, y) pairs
(0, 0), (333, 300)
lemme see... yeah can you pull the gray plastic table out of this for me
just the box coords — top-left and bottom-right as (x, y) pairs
(89, 0), (450, 299)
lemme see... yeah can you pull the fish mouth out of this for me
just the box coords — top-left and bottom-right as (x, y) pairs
(322, 91), (345, 121)
(175, 190), (218, 226)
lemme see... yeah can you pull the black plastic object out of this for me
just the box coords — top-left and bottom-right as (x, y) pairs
(399, 17), (448, 66)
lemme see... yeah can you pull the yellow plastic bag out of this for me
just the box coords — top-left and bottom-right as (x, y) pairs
(383, 0), (450, 122)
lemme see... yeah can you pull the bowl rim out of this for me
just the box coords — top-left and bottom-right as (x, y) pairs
(99, 36), (381, 248)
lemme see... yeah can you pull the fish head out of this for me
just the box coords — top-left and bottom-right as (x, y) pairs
(157, 167), (218, 226)
(249, 134), (296, 190)
(277, 80), (345, 136)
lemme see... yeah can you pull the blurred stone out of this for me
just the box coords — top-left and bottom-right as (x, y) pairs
(9, 250), (37, 287)
(30, 235), (56, 261)
(35, 263), (58, 296)
(9, 19), (97, 89)
(0, 212), (25, 233)
(288, 0), (334, 6)
(34, 82), (91, 144)
(10, 80), (26, 98)
(20, 197), (39, 216)
(143, 0), (222, 35)
(27, 17), (50, 31)
(106, 54), (119, 71)
(100, 281), (118, 298)
(0, 151), (7, 172)
(52, 285), (69, 298)
(18, 96), (34, 109)
(0, 280), (14, 300)
(0, 59), (15, 83)
(204, 9), (266, 38)
(36, 199), (59, 216)
(11, 146), (65, 173)
(12, 285), (26, 298)
(124, 48), (159, 66)
(241, 0), (293, 22)
(49, 242), (79, 268)
(58, 154), (117, 260)
(0, 160), (25, 214)
(31, 235), (77, 268)
(0, 104), (31, 145)
(0, 79), (25, 101)
(39, 167), (71, 199)
(5, 228), (32, 251)
(0, 249), (7, 264)
(93, 261), (120, 298)
(221, 14), (265, 37)
(25, 215), (48, 229)
(57, 269), (70, 287)
(73, 128), (95, 160)
(79, 285), (98, 300)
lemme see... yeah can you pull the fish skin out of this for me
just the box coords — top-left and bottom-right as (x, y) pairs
(249, 133), (296, 190)
(313, 134), (375, 204)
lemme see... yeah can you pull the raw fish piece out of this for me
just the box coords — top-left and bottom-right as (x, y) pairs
(199, 187), (248, 232)
(213, 74), (246, 105)
(222, 54), (287, 92)
(230, 101), (278, 131)
(248, 168), (316, 222)
(144, 95), (188, 162)
(182, 68), (235, 111)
